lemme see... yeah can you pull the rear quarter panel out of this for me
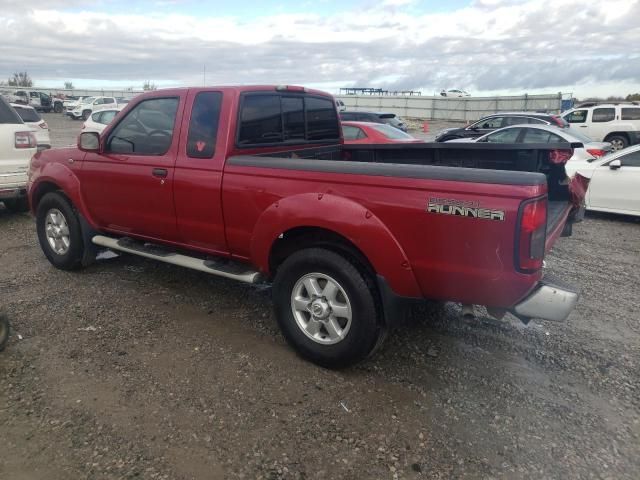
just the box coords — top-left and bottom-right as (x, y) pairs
(222, 161), (546, 307)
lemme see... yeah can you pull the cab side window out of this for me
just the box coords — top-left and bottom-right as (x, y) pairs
(187, 91), (222, 158)
(565, 110), (587, 123)
(620, 151), (640, 167)
(107, 97), (179, 155)
(592, 108), (615, 123)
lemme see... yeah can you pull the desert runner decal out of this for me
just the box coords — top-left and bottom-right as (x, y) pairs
(427, 197), (505, 221)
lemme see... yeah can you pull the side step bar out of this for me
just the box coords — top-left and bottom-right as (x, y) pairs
(92, 235), (262, 284)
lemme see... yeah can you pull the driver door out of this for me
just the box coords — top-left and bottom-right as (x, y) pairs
(79, 95), (185, 241)
(588, 150), (640, 215)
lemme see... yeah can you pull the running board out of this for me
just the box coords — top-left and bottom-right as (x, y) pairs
(91, 235), (262, 284)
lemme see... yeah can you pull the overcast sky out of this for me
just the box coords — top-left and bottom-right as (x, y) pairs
(1, 0), (638, 97)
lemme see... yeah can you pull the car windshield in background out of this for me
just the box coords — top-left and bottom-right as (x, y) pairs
(0, 97), (23, 124)
(13, 106), (41, 123)
(370, 124), (413, 139)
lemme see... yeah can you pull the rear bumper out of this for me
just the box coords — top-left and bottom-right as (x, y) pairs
(512, 275), (579, 322)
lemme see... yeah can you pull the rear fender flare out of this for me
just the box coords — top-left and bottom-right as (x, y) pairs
(249, 193), (422, 297)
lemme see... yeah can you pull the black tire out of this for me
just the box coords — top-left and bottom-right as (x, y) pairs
(54, 103), (63, 113)
(36, 192), (85, 270)
(605, 134), (628, 151)
(3, 197), (29, 213)
(82, 110), (91, 121)
(272, 248), (383, 368)
(0, 315), (9, 352)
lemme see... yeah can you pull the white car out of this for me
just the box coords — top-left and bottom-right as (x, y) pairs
(67, 96), (118, 120)
(447, 124), (612, 162)
(562, 103), (640, 151)
(81, 107), (123, 134)
(565, 144), (640, 217)
(10, 103), (51, 150)
(0, 98), (37, 212)
(441, 89), (470, 97)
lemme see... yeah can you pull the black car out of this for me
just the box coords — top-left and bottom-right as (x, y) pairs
(340, 111), (407, 132)
(434, 112), (568, 142)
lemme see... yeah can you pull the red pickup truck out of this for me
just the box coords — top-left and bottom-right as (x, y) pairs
(27, 86), (585, 367)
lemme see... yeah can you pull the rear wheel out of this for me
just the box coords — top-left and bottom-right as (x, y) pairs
(3, 198), (29, 213)
(36, 192), (85, 270)
(54, 103), (63, 113)
(273, 248), (383, 368)
(606, 134), (628, 151)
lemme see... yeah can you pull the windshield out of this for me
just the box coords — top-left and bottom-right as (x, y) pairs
(370, 123), (414, 139)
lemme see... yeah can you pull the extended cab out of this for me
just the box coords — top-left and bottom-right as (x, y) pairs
(28, 86), (586, 367)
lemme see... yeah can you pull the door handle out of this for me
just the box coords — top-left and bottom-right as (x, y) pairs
(579, 125), (588, 128)
(152, 168), (168, 178)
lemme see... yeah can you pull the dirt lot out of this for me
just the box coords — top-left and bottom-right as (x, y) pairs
(1, 113), (639, 479)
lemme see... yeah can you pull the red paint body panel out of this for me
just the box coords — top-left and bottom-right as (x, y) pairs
(27, 85), (572, 311)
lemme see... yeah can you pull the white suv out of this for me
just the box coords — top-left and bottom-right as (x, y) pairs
(67, 96), (118, 120)
(562, 103), (640, 151)
(0, 98), (37, 212)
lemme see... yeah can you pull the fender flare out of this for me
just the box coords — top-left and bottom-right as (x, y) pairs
(31, 163), (98, 230)
(249, 193), (422, 298)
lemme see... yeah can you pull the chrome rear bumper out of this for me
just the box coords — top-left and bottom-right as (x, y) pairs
(512, 275), (579, 322)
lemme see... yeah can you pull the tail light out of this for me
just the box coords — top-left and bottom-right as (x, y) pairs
(516, 197), (547, 273)
(549, 149), (573, 164)
(587, 148), (606, 158)
(15, 131), (37, 149)
(551, 115), (567, 128)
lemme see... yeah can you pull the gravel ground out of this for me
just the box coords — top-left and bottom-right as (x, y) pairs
(1, 113), (639, 479)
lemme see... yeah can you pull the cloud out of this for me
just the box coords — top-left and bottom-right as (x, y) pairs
(0, 0), (638, 95)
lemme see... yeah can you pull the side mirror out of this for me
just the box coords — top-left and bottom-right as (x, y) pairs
(78, 132), (100, 152)
(609, 159), (622, 170)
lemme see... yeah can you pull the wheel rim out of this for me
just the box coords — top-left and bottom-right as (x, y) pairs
(291, 273), (353, 345)
(45, 208), (71, 255)
(610, 139), (625, 151)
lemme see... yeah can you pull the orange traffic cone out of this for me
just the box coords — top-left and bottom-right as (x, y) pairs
(422, 121), (429, 133)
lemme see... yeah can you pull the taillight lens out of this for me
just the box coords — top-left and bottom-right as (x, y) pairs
(15, 131), (37, 149)
(517, 197), (547, 272)
(549, 149), (573, 164)
(551, 115), (567, 128)
(587, 148), (606, 158)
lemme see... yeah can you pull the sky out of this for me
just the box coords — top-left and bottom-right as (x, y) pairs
(0, 0), (639, 98)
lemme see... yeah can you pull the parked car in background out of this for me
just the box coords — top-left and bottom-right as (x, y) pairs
(10, 103), (51, 150)
(342, 121), (421, 144)
(564, 144), (640, 217)
(339, 111), (407, 132)
(67, 96), (118, 120)
(435, 112), (569, 142)
(115, 97), (131, 106)
(63, 96), (88, 112)
(0, 97), (37, 212)
(447, 124), (612, 161)
(3, 90), (53, 112)
(81, 107), (123, 134)
(561, 103), (640, 151)
(440, 89), (470, 97)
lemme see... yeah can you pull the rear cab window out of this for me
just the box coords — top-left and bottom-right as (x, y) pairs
(0, 98), (23, 124)
(342, 125), (367, 140)
(12, 106), (41, 123)
(237, 93), (339, 147)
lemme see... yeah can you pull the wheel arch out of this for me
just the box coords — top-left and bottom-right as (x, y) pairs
(604, 131), (630, 142)
(251, 193), (422, 298)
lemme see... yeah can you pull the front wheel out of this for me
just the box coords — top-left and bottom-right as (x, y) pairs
(272, 248), (384, 368)
(36, 192), (85, 270)
(606, 135), (628, 151)
(54, 103), (63, 113)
